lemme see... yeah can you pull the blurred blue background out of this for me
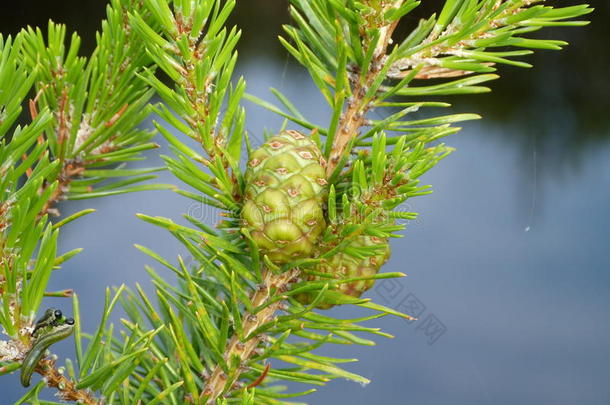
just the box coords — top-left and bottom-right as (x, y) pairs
(1, 1), (609, 404)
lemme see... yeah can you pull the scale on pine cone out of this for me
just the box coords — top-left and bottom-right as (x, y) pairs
(241, 130), (327, 264)
(295, 235), (391, 309)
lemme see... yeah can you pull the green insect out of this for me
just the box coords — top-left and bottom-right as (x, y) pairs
(30, 308), (63, 338)
(20, 310), (75, 387)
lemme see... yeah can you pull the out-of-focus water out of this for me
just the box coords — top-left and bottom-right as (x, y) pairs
(1, 1), (609, 404)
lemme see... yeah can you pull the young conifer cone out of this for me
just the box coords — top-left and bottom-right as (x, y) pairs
(295, 235), (390, 309)
(242, 130), (327, 264)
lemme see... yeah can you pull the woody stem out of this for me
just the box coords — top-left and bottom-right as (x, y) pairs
(202, 268), (299, 404)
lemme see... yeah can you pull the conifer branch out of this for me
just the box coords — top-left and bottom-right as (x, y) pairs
(0, 0), (165, 402)
(272, 0), (592, 181)
(34, 358), (100, 405)
(1, 1), (591, 404)
(388, 1), (591, 80)
(327, 1), (403, 176)
(203, 268), (298, 403)
(116, 1), (591, 404)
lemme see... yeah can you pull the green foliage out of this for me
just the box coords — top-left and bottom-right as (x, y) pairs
(19, 0), (169, 201)
(0, 0), (592, 404)
(0, 33), (55, 336)
(130, 0), (246, 211)
(107, 1), (591, 404)
(0, 0), (170, 402)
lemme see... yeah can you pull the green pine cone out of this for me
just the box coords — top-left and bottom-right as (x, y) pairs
(242, 130), (328, 264)
(295, 235), (391, 309)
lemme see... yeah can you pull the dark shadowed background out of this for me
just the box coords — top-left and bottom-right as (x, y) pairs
(1, 1), (609, 404)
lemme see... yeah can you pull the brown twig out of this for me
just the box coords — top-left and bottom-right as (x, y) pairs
(37, 160), (86, 220)
(35, 357), (100, 405)
(326, 8), (401, 177)
(202, 268), (298, 404)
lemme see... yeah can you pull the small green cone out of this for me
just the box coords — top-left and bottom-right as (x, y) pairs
(295, 235), (391, 309)
(242, 130), (327, 264)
